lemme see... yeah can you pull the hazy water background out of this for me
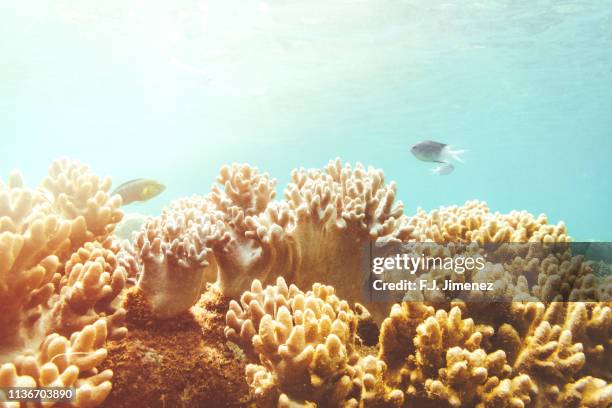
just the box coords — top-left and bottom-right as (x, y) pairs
(1, 0), (611, 240)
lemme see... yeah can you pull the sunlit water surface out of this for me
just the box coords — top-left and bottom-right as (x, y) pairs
(2, 0), (611, 239)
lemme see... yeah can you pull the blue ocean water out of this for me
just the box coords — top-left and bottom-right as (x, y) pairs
(1, 1), (611, 240)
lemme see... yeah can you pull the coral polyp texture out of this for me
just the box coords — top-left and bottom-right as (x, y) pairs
(225, 277), (404, 407)
(207, 159), (414, 305)
(130, 159), (413, 319)
(227, 282), (611, 407)
(133, 197), (218, 318)
(0, 159), (127, 407)
(379, 300), (611, 407)
(407, 200), (570, 244)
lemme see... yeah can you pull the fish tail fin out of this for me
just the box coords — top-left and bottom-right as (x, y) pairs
(444, 146), (468, 163)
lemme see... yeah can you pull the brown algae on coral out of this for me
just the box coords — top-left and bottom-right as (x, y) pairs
(1, 158), (611, 407)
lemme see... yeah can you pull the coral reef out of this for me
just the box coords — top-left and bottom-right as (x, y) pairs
(226, 281), (611, 407)
(375, 200), (608, 305)
(0, 159), (127, 407)
(378, 299), (612, 407)
(2, 158), (610, 407)
(386, 243), (609, 305)
(129, 159), (413, 319)
(209, 159), (414, 304)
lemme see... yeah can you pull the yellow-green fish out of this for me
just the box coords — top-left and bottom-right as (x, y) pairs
(111, 179), (165, 205)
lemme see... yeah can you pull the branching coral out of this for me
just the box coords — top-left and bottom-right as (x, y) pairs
(127, 165), (283, 317)
(408, 200), (570, 244)
(369, 201), (610, 407)
(2, 320), (113, 408)
(39, 159), (123, 256)
(376, 299), (612, 407)
(378, 234), (607, 306)
(137, 163), (585, 320)
(226, 277), (611, 407)
(0, 160), (128, 407)
(226, 277), (404, 407)
(202, 159), (413, 303)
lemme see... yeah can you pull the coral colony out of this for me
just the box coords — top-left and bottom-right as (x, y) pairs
(1, 158), (610, 407)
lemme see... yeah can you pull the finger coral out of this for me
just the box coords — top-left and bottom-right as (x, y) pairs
(0, 160), (128, 407)
(377, 299), (612, 407)
(226, 276), (611, 407)
(408, 200), (570, 243)
(226, 277), (404, 407)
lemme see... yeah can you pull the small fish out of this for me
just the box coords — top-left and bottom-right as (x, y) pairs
(431, 162), (455, 176)
(111, 179), (165, 206)
(410, 140), (467, 164)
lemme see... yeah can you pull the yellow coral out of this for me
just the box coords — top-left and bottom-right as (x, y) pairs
(226, 277), (403, 407)
(377, 300), (612, 407)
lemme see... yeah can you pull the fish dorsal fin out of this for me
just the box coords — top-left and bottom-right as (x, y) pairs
(427, 140), (447, 147)
(111, 178), (146, 195)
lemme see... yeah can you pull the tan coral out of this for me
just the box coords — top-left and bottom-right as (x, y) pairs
(50, 240), (129, 340)
(3, 320), (113, 408)
(376, 299), (612, 407)
(397, 306), (520, 406)
(207, 159), (414, 304)
(408, 200), (570, 244)
(477, 374), (538, 408)
(129, 164), (281, 315)
(133, 209), (215, 318)
(226, 277), (403, 407)
(208, 163), (292, 299)
(210, 159), (414, 321)
(132, 159), (414, 319)
(424, 347), (512, 407)
(284, 159), (413, 303)
(0, 160), (127, 408)
(560, 376), (612, 408)
(210, 163), (277, 218)
(40, 159), (123, 255)
(386, 240), (606, 305)
(378, 302), (435, 367)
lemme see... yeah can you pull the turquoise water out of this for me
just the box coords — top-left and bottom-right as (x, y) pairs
(1, 1), (611, 240)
